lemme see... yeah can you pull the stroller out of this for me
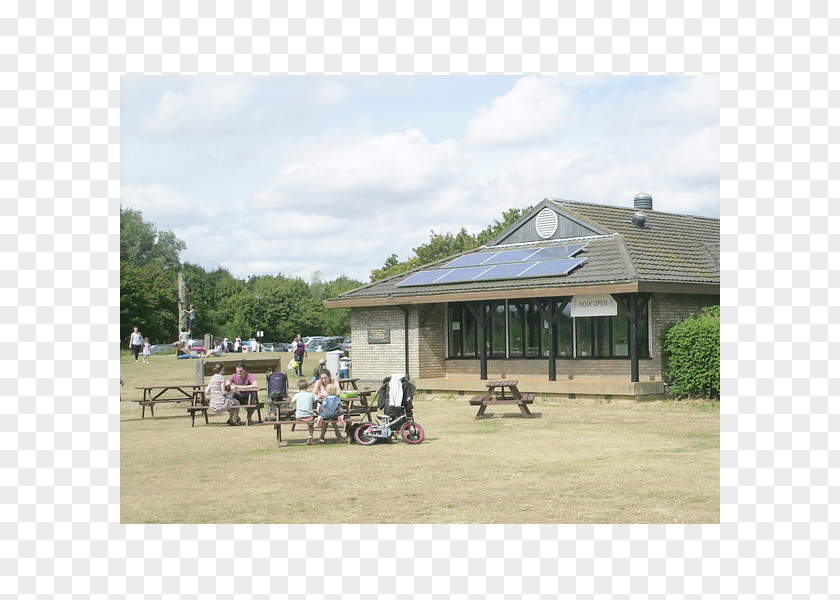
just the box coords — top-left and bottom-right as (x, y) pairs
(353, 373), (425, 445)
(266, 370), (288, 420)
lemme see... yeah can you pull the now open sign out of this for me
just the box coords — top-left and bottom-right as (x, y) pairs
(570, 294), (618, 317)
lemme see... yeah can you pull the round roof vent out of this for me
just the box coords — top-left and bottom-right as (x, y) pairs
(535, 208), (558, 239)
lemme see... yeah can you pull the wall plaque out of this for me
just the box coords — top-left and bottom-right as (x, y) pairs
(367, 328), (391, 344)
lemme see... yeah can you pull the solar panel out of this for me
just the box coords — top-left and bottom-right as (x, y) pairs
(519, 258), (584, 278)
(442, 253), (499, 268)
(433, 266), (491, 284)
(479, 249), (541, 265)
(529, 244), (586, 261)
(394, 269), (451, 287)
(473, 262), (534, 280)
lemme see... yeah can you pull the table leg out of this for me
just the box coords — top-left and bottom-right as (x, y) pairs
(517, 403), (531, 418)
(475, 404), (488, 420)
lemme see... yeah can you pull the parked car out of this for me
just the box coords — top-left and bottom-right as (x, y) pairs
(187, 340), (205, 354)
(339, 336), (352, 352)
(149, 342), (177, 354)
(304, 337), (328, 352)
(275, 342), (291, 352)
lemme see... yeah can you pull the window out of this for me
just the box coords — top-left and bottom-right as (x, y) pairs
(448, 303), (479, 358)
(484, 302), (506, 358)
(447, 297), (650, 359)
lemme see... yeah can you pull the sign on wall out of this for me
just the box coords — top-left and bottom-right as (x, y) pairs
(570, 294), (618, 317)
(367, 328), (391, 344)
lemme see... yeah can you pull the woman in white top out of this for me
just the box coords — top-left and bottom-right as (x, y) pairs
(128, 327), (143, 361)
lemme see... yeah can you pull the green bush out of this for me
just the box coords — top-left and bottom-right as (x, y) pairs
(662, 305), (720, 400)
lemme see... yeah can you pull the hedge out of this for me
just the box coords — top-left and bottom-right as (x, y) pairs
(662, 305), (720, 400)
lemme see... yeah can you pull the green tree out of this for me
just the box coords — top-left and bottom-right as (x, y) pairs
(120, 206), (186, 343)
(120, 207), (185, 271)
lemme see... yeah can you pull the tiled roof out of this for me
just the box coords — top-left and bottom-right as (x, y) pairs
(331, 199), (719, 303)
(549, 200), (720, 284)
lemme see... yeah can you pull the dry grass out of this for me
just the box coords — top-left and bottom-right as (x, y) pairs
(120, 353), (719, 524)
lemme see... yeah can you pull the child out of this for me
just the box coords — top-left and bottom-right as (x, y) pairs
(315, 383), (346, 443)
(337, 352), (351, 379)
(142, 338), (151, 363)
(292, 378), (317, 445)
(310, 358), (326, 384)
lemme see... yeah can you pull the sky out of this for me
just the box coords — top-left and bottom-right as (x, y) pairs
(121, 75), (719, 283)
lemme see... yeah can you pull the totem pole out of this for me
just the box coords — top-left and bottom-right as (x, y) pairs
(178, 272), (188, 335)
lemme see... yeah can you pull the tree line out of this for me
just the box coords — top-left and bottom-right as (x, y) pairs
(121, 205), (529, 345)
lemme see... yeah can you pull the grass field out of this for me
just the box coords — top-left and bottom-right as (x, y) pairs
(120, 351), (720, 524)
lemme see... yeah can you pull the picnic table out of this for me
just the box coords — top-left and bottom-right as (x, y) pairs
(337, 377), (359, 390)
(135, 384), (204, 418)
(468, 380), (535, 420)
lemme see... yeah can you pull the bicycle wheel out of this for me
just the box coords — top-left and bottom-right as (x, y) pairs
(354, 423), (379, 446)
(400, 421), (425, 444)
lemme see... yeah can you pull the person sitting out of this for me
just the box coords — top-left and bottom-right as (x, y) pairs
(205, 362), (242, 425)
(226, 362), (260, 420)
(176, 342), (201, 359)
(312, 369), (337, 400)
(292, 379), (317, 445)
(315, 383), (346, 443)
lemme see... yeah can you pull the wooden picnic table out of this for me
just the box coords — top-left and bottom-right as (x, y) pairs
(135, 384), (204, 418)
(337, 377), (359, 390)
(469, 380), (535, 420)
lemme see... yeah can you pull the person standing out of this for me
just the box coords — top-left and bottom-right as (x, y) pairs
(292, 334), (306, 377)
(142, 338), (152, 363)
(338, 351), (352, 380)
(128, 327), (143, 361)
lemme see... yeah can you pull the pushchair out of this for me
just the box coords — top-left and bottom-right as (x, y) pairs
(266, 370), (288, 420)
(353, 373), (425, 445)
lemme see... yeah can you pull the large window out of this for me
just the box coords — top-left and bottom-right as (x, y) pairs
(447, 297), (650, 359)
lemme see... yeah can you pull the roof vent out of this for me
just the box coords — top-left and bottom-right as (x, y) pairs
(631, 211), (647, 228)
(634, 192), (653, 211)
(535, 208), (558, 239)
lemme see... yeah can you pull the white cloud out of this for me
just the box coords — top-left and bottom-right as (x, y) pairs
(251, 128), (464, 215)
(464, 77), (573, 148)
(140, 78), (260, 137)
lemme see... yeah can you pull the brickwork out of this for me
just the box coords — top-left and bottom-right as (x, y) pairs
(350, 293), (717, 382)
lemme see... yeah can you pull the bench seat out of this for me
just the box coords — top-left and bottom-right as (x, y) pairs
(468, 395), (486, 405)
(186, 402), (265, 427)
(273, 418), (353, 446)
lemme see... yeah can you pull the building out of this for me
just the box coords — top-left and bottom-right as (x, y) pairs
(324, 195), (719, 400)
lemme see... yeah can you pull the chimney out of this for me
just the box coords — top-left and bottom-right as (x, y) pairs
(634, 192), (653, 211)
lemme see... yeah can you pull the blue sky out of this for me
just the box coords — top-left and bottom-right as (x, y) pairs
(121, 75), (719, 282)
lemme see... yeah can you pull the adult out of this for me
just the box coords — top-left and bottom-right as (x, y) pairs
(292, 334), (306, 377)
(205, 363), (243, 426)
(178, 328), (189, 345)
(234, 337), (241, 353)
(176, 342), (201, 359)
(182, 304), (196, 332)
(312, 369), (338, 400)
(128, 327), (143, 361)
(249, 337), (258, 353)
(227, 362), (260, 421)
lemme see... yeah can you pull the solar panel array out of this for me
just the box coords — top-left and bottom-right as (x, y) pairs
(395, 243), (586, 287)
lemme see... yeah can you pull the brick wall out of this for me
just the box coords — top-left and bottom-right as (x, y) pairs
(351, 293), (717, 382)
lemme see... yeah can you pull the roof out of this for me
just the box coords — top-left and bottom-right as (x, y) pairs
(326, 199), (720, 308)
